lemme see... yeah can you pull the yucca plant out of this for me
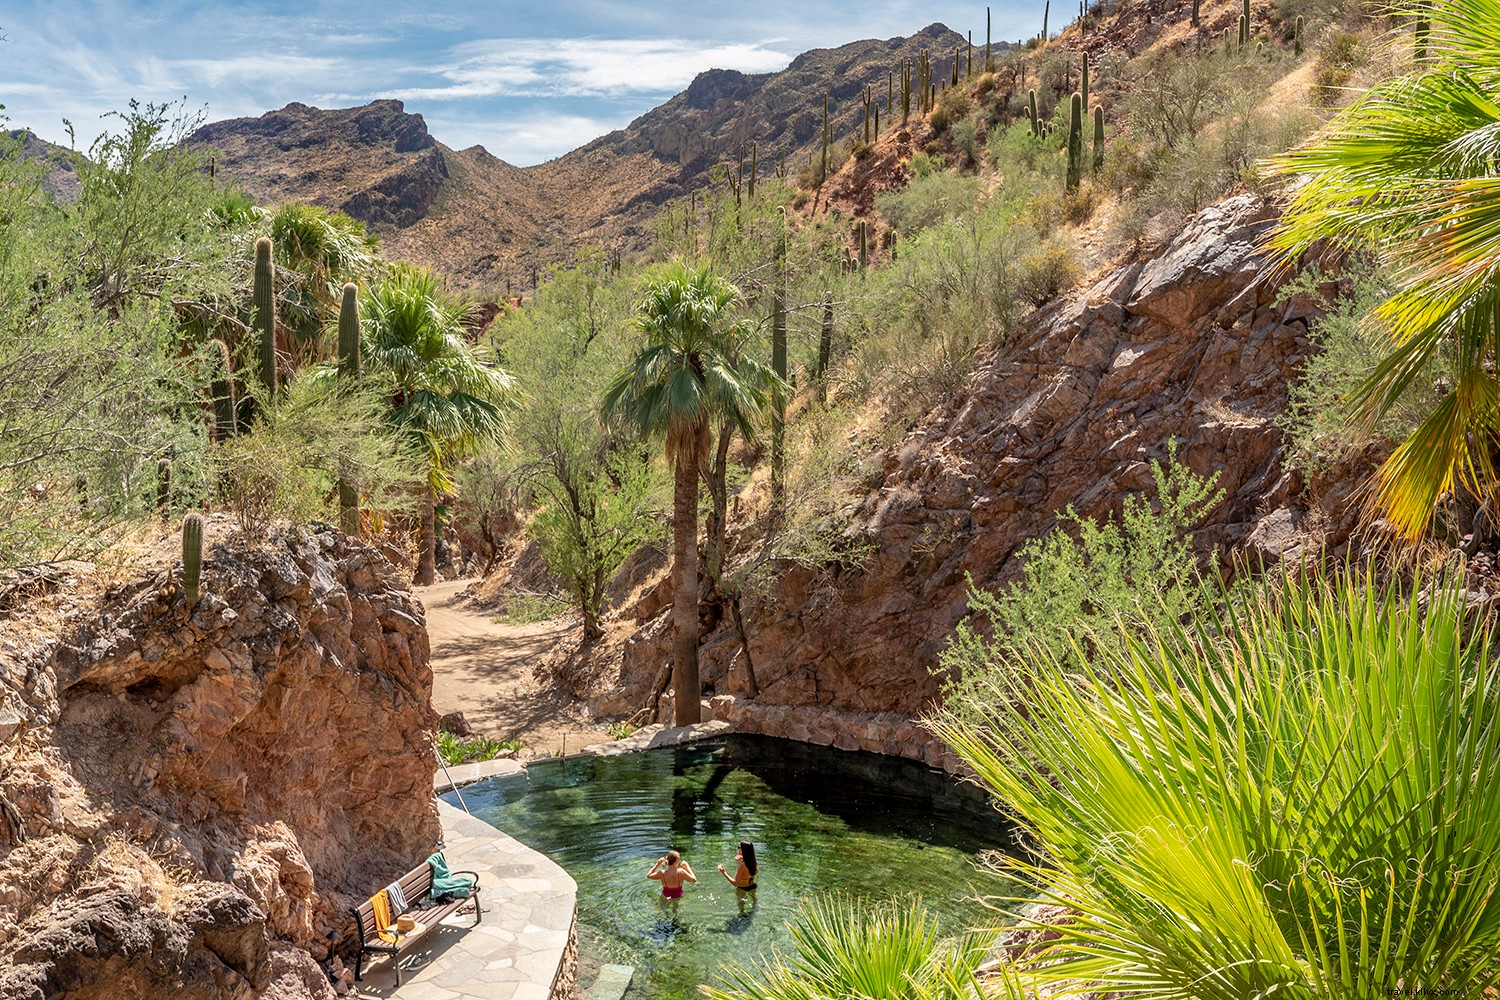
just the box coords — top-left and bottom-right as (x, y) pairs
(701, 895), (1008, 1000)
(931, 572), (1500, 996)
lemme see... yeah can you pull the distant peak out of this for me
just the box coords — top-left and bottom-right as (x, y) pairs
(683, 68), (764, 109)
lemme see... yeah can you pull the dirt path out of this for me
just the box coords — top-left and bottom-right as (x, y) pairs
(418, 580), (598, 756)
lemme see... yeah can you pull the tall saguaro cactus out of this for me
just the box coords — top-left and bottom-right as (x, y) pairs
(1029, 89), (1040, 137)
(1092, 105), (1105, 173)
(1240, 0), (1251, 46)
(1043, 0), (1050, 43)
(1066, 92), (1084, 192)
(253, 236), (277, 404)
(986, 6), (993, 70)
(1082, 51), (1090, 110)
(182, 512), (204, 610)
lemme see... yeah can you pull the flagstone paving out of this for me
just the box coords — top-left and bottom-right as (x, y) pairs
(349, 801), (577, 1000)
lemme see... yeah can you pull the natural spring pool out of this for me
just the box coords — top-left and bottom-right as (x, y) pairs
(441, 734), (1016, 1000)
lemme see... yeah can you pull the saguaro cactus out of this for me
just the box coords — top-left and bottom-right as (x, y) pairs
(1066, 92), (1084, 192)
(986, 6), (993, 70)
(338, 282), (361, 378)
(1192, 0), (1201, 26)
(1029, 89), (1040, 137)
(1082, 51), (1090, 111)
(1239, 0), (1250, 47)
(156, 458), (172, 518)
(182, 512), (204, 609)
(253, 236), (276, 403)
(1092, 105), (1105, 173)
(1043, 0), (1050, 43)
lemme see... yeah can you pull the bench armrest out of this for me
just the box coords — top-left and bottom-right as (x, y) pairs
(452, 870), (481, 889)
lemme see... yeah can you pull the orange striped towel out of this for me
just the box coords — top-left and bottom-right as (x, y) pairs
(370, 889), (399, 943)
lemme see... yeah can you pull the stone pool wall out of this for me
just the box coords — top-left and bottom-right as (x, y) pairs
(708, 694), (969, 773)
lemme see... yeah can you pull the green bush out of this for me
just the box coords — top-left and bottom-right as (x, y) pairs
(874, 171), (983, 235)
(435, 729), (524, 765)
(931, 570), (1500, 996)
(1016, 239), (1082, 307)
(938, 455), (1222, 711)
(1314, 30), (1369, 104)
(1278, 262), (1432, 471)
(493, 590), (571, 625)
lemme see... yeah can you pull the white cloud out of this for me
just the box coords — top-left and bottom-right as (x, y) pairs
(422, 111), (620, 165)
(394, 36), (793, 102)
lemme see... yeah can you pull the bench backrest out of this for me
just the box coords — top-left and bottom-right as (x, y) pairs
(352, 857), (439, 937)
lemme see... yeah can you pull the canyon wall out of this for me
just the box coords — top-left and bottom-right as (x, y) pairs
(590, 194), (1366, 738)
(0, 522), (439, 1000)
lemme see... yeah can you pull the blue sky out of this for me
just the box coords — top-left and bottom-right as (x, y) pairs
(1, 1), (1036, 166)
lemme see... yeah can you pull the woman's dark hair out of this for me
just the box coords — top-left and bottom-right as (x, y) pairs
(740, 841), (758, 878)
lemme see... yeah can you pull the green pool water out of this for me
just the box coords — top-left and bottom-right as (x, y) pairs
(443, 734), (1017, 1000)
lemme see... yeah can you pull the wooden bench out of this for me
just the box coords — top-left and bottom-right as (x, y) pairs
(349, 853), (482, 985)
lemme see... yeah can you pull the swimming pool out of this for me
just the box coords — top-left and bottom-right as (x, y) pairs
(442, 734), (1017, 1000)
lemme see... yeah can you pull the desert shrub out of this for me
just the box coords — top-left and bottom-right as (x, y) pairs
(1098, 132), (1168, 196)
(212, 378), (420, 540)
(851, 140), (873, 161)
(931, 570), (1500, 997)
(1016, 239), (1082, 306)
(950, 115), (982, 169)
(938, 456), (1222, 708)
(493, 590), (570, 625)
(906, 151), (940, 179)
(929, 87), (975, 134)
(874, 171), (983, 235)
(1278, 262), (1434, 470)
(1313, 29), (1369, 104)
(1125, 49), (1240, 150)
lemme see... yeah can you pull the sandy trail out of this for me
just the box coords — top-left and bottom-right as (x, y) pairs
(418, 579), (597, 756)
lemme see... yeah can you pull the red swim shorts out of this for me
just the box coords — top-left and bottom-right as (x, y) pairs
(662, 885), (683, 899)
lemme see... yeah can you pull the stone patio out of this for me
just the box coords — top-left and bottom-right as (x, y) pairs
(349, 801), (578, 1000)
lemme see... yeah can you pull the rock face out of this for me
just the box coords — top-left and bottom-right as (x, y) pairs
(599, 194), (1363, 726)
(0, 523), (439, 999)
(192, 100), (449, 229)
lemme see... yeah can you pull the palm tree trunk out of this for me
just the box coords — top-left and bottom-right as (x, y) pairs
(671, 452), (701, 727)
(418, 484), (436, 586)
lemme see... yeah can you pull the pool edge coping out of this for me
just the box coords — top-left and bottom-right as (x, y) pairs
(433, 720), (736, 793)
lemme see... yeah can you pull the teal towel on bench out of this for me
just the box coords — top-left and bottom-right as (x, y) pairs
(426, 851), (474, 899)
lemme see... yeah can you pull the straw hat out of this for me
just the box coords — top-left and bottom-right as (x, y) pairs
(396, 914), (418, 933)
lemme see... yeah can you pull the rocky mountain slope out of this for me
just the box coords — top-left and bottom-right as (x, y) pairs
(6, 129), (80, 201)
(188, 24), (970, 285)
(578, 193), (1370, 754)
(0, 523), (438, 999)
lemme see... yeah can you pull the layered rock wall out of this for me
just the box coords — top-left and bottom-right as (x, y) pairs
(0, 522), (439, 999)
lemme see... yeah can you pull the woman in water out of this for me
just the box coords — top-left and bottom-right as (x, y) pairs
(716, 841), (758, 892)
(648, 850), (697, 901)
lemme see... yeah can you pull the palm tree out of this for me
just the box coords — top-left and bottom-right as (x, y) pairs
(1270, 0), (1500, 539)
(362, 264), (511, 584)
(269, 202), (379, 363)
(601, 262), (774, 727)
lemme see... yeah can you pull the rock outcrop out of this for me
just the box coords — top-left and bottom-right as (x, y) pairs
(0, 521), (439, 999)
(596, 194), (1366, 735)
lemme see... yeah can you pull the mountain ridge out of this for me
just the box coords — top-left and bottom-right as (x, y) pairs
(184, 23), (976, 286)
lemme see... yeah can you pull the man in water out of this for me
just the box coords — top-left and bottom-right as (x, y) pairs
(648, 850), (697, 902)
